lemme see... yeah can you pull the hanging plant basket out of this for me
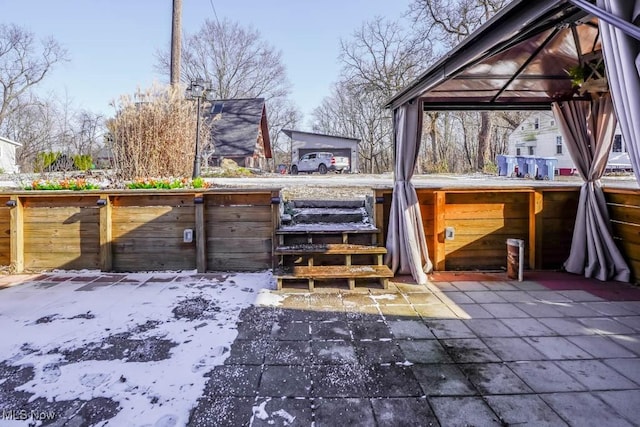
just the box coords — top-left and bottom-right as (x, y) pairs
(567, 50), (609, 97)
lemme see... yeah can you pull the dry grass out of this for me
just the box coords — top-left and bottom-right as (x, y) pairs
(107, 84), (211, 180)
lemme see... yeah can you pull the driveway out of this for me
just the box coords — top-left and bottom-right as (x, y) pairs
(1, 271), (639, 426)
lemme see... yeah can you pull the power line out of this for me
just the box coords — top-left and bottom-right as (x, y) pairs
(209, 0), (221, 26)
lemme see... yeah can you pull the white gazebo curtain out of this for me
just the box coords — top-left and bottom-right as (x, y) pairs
(385, 101), (433, 285)
(596, 0), (640, 183)
(552, 95), (631, 282)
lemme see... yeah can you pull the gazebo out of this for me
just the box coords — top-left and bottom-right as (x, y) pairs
(384, 0), (640, 284)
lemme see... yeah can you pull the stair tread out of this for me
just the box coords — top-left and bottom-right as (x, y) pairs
(277, 224), (379, 234)
(275, 243), (386, 255)
(276, 265), (394, 279)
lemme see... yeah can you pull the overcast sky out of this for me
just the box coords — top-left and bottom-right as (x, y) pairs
(3, 0), (411, 127)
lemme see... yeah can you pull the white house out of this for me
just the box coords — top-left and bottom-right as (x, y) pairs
(282, 129), (360, 173)
(508, 111), (631, 175)
(0, 136), (21, 174)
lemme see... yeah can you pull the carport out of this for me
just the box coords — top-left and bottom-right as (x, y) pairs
(384, 0), (640, 285)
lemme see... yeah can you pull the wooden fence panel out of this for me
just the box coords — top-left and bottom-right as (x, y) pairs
(112, 200), (196, 272)
(443, 192), (529, 270)
(206, 194), (273, 271)
(23, 199), (101, 270)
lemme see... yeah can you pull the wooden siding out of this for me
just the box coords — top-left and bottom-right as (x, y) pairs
(444, 191), (530, 270)
(539, 190), (579, 269)
(22, 197), (101, 270)
(1, 190), (279, 273)
(206, 192), (275, 271)
(374, 186), (588, 274)
(111, 195), (197, 272)
(605, 189), (640, 282)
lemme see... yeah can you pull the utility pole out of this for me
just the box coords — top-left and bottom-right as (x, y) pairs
(170, 0), (182, 87)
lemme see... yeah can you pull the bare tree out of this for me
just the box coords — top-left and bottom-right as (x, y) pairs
(312, 81), (393, 174)
(409, 0), (507, 48)
(156, 18), (299, 170)
(3, 95), (57, 172)
(71, 111), (104, 156)
(409, 0), (514, 171)
(313, 17), (432, 173)
(0, 24), (68, 131)
(340, 17), (433, 98)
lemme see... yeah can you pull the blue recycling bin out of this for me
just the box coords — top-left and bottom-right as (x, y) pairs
(516, 156), (537, 178)
(524, 157), (537, 179)
(497, 155), (517, 177)
(535, 157), (558, 180)
(496, 155), (506, 176)
(515, 156), (527, 177)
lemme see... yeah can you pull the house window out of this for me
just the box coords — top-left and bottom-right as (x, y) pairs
(210, 102), (224, 115)
(534, 118), (539, 130)
(528, 146), (535, 155)
(516, 148), (521, 155)
(556, 136), (563, 154)
(613, 134), (622, 152)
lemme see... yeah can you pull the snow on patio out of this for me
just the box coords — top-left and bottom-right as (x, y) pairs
(0, 271), (282, 426)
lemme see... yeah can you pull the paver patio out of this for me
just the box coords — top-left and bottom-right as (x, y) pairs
(0, 271), (639, 426)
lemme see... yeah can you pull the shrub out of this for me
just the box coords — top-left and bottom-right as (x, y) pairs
(73, 154), (93, 171)
(35, 152), (60, 172)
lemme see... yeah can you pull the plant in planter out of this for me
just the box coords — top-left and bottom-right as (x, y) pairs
(567, 50), (608, 96)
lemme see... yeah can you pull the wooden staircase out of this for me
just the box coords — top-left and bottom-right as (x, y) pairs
(274, 200), (393, 290)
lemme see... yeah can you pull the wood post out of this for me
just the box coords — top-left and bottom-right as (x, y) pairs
(99, 195), (112, 271)
(529, 190), (544, 270)
(433, 191), (446, 271)
(195, 194), (206, 273)
(9, 195), (23, 273)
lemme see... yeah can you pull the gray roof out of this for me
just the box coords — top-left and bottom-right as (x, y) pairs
(205, 98), (270, 157)
(282, 129), (360, 143)
(0, 136), (22, 146)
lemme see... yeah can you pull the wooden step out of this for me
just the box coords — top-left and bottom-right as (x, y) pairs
(275, 243), (386, 256)
(276, 225), (380, 234)
(276, 265), (393, 291)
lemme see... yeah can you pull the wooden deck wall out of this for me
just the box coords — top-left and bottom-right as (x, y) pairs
(0, 196), (10, 266)
(375, 186), (640, 283)
(605, 188), (640, 281)
(0, 190), (279, 273)
(206, 193), (275, 271)
(2, 186), (638, 281)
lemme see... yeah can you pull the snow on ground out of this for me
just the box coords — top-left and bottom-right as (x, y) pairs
(0, 271), (279, 426)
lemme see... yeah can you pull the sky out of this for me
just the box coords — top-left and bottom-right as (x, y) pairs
(3, 0), (412, 127)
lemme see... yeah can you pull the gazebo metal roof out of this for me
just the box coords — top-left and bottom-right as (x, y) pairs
(386, 0), (601, 111)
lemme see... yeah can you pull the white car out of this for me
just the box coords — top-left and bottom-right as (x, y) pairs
(290, 152), (350, 174)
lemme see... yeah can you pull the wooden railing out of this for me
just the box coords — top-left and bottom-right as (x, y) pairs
(0, 189), (280, 273)
(375, 186), (639, 283)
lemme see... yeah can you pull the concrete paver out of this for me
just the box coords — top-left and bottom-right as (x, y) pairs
(2, 270), (640, 426)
